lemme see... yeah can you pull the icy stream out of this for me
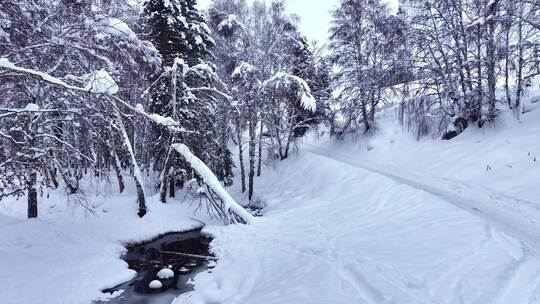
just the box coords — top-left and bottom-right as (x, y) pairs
(95, 229), (215, 304)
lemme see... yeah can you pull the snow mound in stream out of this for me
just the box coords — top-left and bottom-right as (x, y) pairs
(157, 268), (175, 279)
(148, 280), (162, 289)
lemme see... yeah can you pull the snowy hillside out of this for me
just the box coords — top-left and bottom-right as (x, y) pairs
(177, 107), (540, 304)
(2, 0), (540, 303)
(1, 106), (539, 303)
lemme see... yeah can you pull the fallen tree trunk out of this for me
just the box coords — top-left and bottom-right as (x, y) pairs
(172, 143), (254, 224)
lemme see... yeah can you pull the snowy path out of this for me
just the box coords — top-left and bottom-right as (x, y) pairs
(305, 145), (540, 255)
(177, 152), (540, 304)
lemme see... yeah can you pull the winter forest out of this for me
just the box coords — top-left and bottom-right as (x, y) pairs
(1, 0), (540, 303)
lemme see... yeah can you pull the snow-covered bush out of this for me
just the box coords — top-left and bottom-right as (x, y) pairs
(261, 72), (317, 160)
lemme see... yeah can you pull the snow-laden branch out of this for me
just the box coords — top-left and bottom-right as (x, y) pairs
(0, 104), (80, 118)
(262, 72), (317, 112)
(171, 143), (254, 224)
(186, 87), (232, 100)
(0, 57), (253, 224)
(0, 58), (89, 92)
(0, 57), (186, 133)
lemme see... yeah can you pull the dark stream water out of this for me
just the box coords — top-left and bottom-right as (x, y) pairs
(94, 229), (215, 304)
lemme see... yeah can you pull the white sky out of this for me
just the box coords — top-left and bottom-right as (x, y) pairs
(197, 0), (400, 43)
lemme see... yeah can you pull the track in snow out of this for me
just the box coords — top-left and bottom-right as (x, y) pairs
(178, 148), (540, 304)
(305, 145), (540, 255)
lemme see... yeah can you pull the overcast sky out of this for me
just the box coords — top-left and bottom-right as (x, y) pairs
(197, 0), (400, 43)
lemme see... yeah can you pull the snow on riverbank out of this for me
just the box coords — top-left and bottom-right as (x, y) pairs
(178, 153), (539, 303)
(1, 108), (539, 304)
(176, 108), (540, 303)
(0, 183), (210, 304)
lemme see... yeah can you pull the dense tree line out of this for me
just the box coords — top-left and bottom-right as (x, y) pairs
(208, 0), (330, 201)
(0, 0), (328, 220)
(328, 0), (540, 139)
(6, 0), (532, 220)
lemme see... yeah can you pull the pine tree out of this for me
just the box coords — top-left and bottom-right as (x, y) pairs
(143, 0), (233, 201)
(329, 0), (390, 134)
(290, 36), (330, 136)
(143, 0), (214, 66)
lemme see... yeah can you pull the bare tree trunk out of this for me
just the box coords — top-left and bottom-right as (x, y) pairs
(159, 175), (168, 203)
(282, 109), (297, 160)
(504, 12), (513, 109)
(486, 0), (499, 120)
(159, 146), (172, 203)
(47, 168), (59, 189)
(457, 1), (474, 93)
(27, 171), (38, 219)
(169, 177), (176, 198)
(248, 115), (256, 201)
(236, 119), (246, 193)
(111, 149), (125, 193)
(516, 7), (525, 120)
(361, 93), (371, 133)
(115, 109), (147, 217)
(257, 121), (263, 177)
(134, 178), (146, 218)
(60, 170), (79, 194)
(476, 24), (484, 123)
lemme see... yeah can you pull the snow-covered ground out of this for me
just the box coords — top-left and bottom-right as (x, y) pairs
(179, 154), (540, 303)
(1, 107), (539, 303)
(177, 108), (540, 303)
(0, 182), (209, 304)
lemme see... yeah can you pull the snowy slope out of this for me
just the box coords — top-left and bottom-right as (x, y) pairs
(305, 145), (540, 255)
(177, 153), (540, 303)
(1, 109), (538, 303)
(315, 108), (540, 203)
(177, 109), (540, 304)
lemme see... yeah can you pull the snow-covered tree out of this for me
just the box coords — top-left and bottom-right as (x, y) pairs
(143, 0), (234, 201)
(329, 0), (391, 134)
(262, 72), (317, 160)
(396, 0), (539, 138)
(0, 0), (159, 217)
(143, 0), (214, 65)
(208, 0), (322, 200)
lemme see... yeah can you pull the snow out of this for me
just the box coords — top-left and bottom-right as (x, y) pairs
(3, 55), (540, 303)
(149, 280), (163, 289)
(23, 103), (39, 111)
(0, 57), (13, 68)
(99, 17), (138, 41)
(85, 69), (119, 94)
(231, 62), (255, 79)
(0, 57), (84, 91)
(0, 58), (119, 96)
(171, 143), (254, 224)
(0, 59), (187, 134)
(191, 63), (213, 74)
(172, 107), (540, 303)
(0, 184), (209, 304)
(157, 268), (175, 279)
(300, 91), (316, 112)
(217, 14), (240, 32)
(263, 72), (317, 112)
(148, 113), (180, 127)
(135, 103), (145, 112)
(2, 105), (540, 303)
(469, 16), (486, 27)
(95, 33), (106, 41)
